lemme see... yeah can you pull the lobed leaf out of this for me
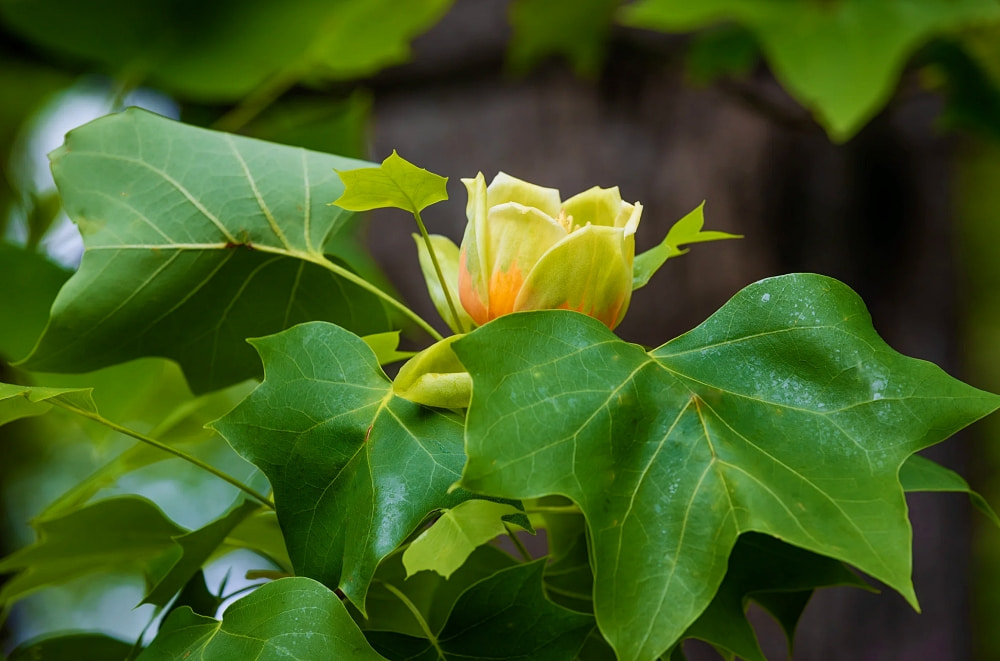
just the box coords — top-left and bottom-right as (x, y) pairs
(0, 382), (96, 427)
(454, 273), (1000, 660)
(334, 150), (449, 214)
(211, 321), (478, 610)
(21, 109), (396, 393)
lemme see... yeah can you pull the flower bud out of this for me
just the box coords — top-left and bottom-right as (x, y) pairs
(457, 172), (641, 329)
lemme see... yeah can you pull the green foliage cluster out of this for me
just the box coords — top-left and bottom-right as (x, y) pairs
(3, 2), (1000, 661)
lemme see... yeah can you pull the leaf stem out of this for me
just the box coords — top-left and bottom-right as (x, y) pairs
(304, 250), (444, 342)
(380, 581), (446, 660)
(504, 522), (532, 561)
(526, 505), (582, 515)
(413, 209), (464, 333)
(48, 400), (276, 510)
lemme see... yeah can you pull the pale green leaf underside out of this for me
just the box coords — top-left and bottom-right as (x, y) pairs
(622, 0), (1000, 141)
(21, 108), (395, 393)
(455, 273), (999, 661)
(137, 577), (386, 660)
(211, 321), (475, 610)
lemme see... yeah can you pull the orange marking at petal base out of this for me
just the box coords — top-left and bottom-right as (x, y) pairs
(487, 261), (525, 320)
(558, 294), (626, 329)
(459, 250), (489, 326)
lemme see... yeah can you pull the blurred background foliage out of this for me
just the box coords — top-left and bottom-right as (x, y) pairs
(3, 0), (1000, 658)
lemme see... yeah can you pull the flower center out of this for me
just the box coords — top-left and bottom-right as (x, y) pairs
(556, 208), (575, 232)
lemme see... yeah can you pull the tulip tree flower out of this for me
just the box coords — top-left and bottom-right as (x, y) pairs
(456, 172), (642, 329)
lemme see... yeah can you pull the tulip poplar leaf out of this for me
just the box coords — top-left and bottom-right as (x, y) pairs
(211, 321), (478, 610)
(633, 202), (741, 290)
(20, 108), (396, 393)
(622, 0), (1000, 141)
(900, 454), (1000, 528)
(454, 273), (1000, 661)
(334, 150), (449, 215)
(137, 577), (387, 660)
(367, 560), (594, 661)
(362, 331), (416, 365)
(402, 499), (524, 579)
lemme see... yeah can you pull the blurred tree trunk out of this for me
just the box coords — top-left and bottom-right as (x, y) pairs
(365, 2), (974, 659)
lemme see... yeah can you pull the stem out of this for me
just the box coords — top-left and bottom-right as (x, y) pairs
(303, 250), (444, 342)
(413, 209), (464, 333)
(212, 68), (301, 133)
(49, 400), (275, 510)
(504, 522), (532, 561)
(380, 582), (446, 660)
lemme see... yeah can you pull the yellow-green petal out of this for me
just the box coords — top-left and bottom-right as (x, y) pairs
(515, 225), (633, 329)
(561, 185), (625, 229)
(481, 201), (567, 319)
(486, 172), (562, 218)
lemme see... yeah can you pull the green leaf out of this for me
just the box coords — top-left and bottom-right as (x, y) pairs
(454, 273), (1000, 660)
(0, 495), (184, 610)
(8, 632), (133, 661)
(402, 500), (523, 579)
(359, 544), (517, 637)
(137, 577), (386, 660)
(621, 0), (1000, 141)
(0, 243), (72, 363)
(632, 202), (740, 290)
(681, 533), (870, 661)
(508, 0), (620, 77)
(0, 0), (452, 101)
(168, 569), (222, 618)
(211, 321), (476, 610)
(900, 454), (1000, 528)
(334, 150), (449, 214)
(685, 24), (760, 86)
(363, 331), (416, 366)
(222, 510), (292, 573)
(143, 499), (260, 607)
(367, 560), (594, 661)
(0, 382), (96, 426)
(19, 108), (397, 393)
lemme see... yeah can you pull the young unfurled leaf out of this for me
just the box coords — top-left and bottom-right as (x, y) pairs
(334, 150), (448, 214)
(211, 321), (481, 610)
(402, 499), (524, 579)
(454, 273), (999, 660)
(138, 578), (386, 660)
(632, 202), (740, 290)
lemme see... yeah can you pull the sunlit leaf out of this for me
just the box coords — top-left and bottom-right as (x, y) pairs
(334, 150), (449, 215)
(20, 109), (397, 393)
(137, 578), (386, 660)
(622, 0), (1000, 141)
(211, 321), (477, 609)
(367, 560), (594, 661)
(454, 274), (999, 660)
